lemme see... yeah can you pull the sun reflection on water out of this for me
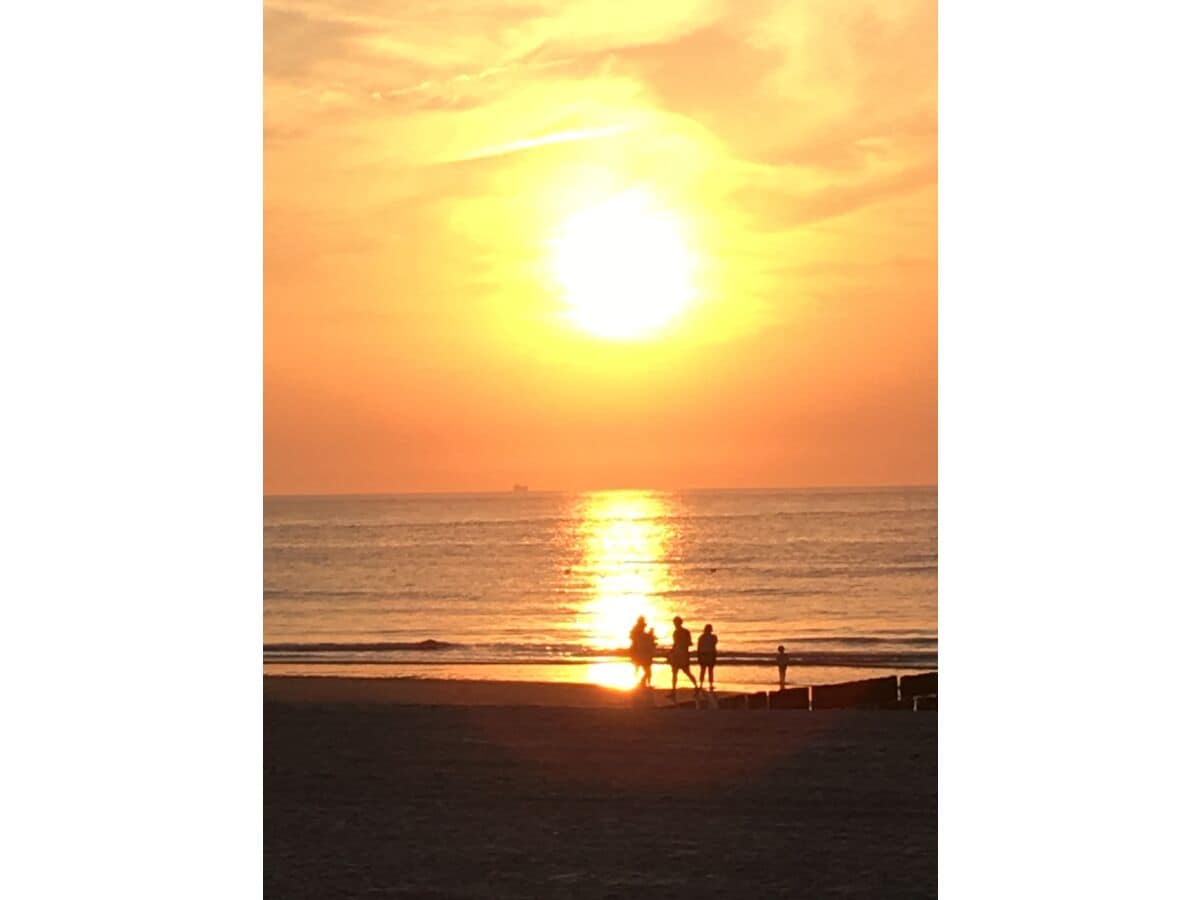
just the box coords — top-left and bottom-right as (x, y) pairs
(573, 491), (677, 690)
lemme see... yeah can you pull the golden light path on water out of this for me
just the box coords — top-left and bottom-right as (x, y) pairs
(572, 491), (677, 690)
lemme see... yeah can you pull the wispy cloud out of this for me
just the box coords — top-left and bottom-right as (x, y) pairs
(443, 122), (636, 165)
(734, 161), (938, 231)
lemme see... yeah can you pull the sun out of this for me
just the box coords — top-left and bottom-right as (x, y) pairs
(549, 189), (697, 340)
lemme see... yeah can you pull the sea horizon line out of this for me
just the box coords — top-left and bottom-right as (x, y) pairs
(264, 483), (938, 500)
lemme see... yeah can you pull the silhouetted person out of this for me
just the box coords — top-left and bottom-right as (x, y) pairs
(669, 616), (698, 699)
(697, 624), (718, 691)
(629, 617), (647, 683)
(776, 644), (789, 689)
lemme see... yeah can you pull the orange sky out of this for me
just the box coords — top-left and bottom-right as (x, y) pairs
(264, 0), (937, 494)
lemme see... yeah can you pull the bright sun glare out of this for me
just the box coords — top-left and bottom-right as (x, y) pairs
(550, 189), (696, 340)
(574, 492), (675, 690)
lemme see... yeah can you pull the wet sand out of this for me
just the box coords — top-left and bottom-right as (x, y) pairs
(265, 675), (642, 708)
(265, 676), (937, 898)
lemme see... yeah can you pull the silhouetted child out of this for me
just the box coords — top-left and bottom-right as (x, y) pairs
(697, 624), (718, 691)
(641, 628), (657, 687)
(776, 644), (788, 689)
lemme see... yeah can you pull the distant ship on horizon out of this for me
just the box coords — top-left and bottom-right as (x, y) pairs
(512, 483), (529, 493)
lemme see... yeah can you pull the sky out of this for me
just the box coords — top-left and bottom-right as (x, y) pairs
(264, 0), (937, 494)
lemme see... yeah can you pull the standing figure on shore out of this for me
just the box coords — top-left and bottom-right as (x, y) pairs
(697, 623), (718, 691)
(629, 617), (648, 684)
(669, 616), (699, 699)
(776, 644), (789, 689)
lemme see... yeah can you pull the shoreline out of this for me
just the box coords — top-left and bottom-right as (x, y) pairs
(265, 674), (638, 708)
(264, 671), (936, 709)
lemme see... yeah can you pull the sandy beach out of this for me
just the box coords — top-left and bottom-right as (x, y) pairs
(265, 676), (936, 898)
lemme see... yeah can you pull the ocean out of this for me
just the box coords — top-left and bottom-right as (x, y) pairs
(264, 487), (937, 692)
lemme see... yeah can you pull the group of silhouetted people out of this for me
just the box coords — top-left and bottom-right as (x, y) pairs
(627, 615), (721, 699)
(629, 616), (793, 697)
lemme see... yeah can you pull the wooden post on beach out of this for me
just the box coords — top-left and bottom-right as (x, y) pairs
(811, 676), (899, 710)
(899, 672), (937, 701)
(768, 686), (811, 710)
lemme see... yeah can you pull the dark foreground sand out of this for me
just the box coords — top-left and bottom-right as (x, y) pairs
(265, 677), (936, 899)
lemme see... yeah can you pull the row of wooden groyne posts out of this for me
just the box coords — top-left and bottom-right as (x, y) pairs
(670, 672), (938, 711)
